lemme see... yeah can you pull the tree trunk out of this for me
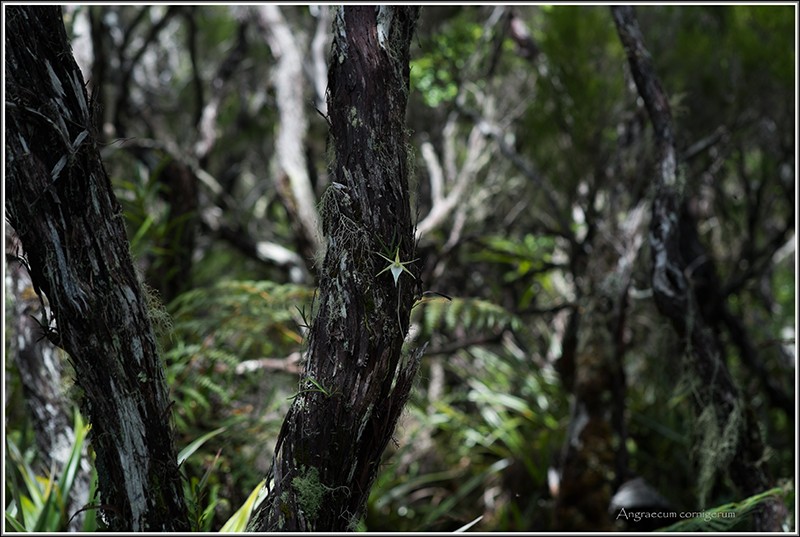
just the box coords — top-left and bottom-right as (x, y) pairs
(611, 6), (787, 531)
(248, 6), (422, 531)
(5, 225), (93, 531)
(5, 6), (189, 531)
(554, 203), (647, 531)
(147, 158), (199, 303)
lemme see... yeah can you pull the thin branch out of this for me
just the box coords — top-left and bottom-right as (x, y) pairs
(518, 302), (577, 316)
(113, 6), (180, 137)
(193, 16), (249, 162)
(254, 5), (323, 257)
(455, 101), (572, 237)
(720, 304), (794, 419)
(420, 141), (444, 204)
(721, 220), (795, 298)
(416, 122), (487, 240)
(682, 125), (728, 162)
(308, 5), (332, 115)
(230, 352), (303, 375)
(426, 333), (503, 356)
(117, 6), (150, 57)
(442, 112), (458, 185)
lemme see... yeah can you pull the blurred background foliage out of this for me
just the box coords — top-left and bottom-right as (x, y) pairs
(4, 5), (795, 532)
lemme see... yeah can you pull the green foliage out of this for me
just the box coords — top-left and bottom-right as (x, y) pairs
(415, 297), (523, 339)
(728, 6), (794, 85)
(472, 234), (558, 307)
(411, 12), (484, 107)
(289, 377), (339, 400)
(367, 343), (567, 531)
(522, 6), (626, 176)
(641, 5), (794, 136)
(178, 427), (227, 467)
(170, 280), (313, 356)
(166, 279), (313, 421)
(193, 6), (239, 55)
(160, 279), (314, 528)
(658, 485), (793, 532)
(181, 436), (224, 533)
(220, 479), (267, 532)
(474, 234), (555, 268)
(115, 154), (178, 260)
(4, 411), (93, 532)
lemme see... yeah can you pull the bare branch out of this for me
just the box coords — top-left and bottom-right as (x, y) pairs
(254, 5), (323, 257)
(456, 101), (572, 236)
(234, 352), (304, 375)
(194, 14), (249, 161)
(416, 119), (489, 240)
(308, 5), (332, 115)
(420, 141), (444, 204)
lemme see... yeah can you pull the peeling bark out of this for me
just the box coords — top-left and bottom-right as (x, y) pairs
(248, 6), (422, 531)
(612, 6), (786, 531)
(5, 6), (189, 531)
(5, 226), (93, 531)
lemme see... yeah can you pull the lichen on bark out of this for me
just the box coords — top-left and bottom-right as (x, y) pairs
(5, 6), (189, 531)
(248, 6), (423, 532)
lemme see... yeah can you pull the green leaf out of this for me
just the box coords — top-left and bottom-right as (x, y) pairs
(129, 213), (155, 250)
(32, 474), (59, 532)
(4, 509), (27, 532)
(454, 515), (483, 532)
(219, 478), (267, 532)
(57, 411), (90, 511)
(177, 426), (227, 467)
(421, 458), (511, 529)
(657, 486), (787, 532)
(80, 469), (99, 532)
(6, 436), (44, 510)
(19, 495), (37, 531)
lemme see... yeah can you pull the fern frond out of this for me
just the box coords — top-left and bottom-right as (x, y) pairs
(415, 297), (523, 338)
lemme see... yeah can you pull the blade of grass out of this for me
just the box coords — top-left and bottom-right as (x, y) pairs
(421, 458), (511, 529)
(5, 510), (27, 532)
(219, 479), (267, 532)
(6, 436), (45, 512)
(57, 411), (90, 513)
(177, 426), (226, 467)
(454, 515), (483, 532)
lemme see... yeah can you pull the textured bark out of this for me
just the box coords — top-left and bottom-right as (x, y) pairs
(611, 6), (786, 531)
(5, 6), (189, 531)
(5, 226), (93, 531)
(248, 6), (422, 531)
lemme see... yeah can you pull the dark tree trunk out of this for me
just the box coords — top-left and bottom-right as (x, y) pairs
(5, 226), (93, 531)
(147, 158), (199, 303)
(611, 6), (787, 531)
(554, 203), (647, 531)
(248, 6), (422, 532)
(5, 6), (189, 531)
